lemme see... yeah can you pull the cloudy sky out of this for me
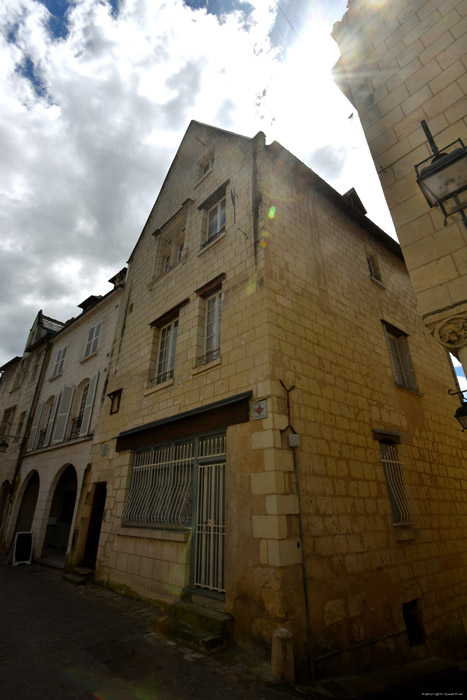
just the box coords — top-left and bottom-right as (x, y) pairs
(0, 0), (465, 389)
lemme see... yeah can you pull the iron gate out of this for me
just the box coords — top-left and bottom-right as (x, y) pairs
(192, 434), (226, 593)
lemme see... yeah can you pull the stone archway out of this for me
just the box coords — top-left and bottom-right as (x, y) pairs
(15, 472), (40, 533)
(42, 465), (77, 567)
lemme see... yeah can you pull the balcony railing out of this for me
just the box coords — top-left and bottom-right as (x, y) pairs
(36, 429), (46, 449)
(69, 416), (82, 439)
(196, 347), (220, 367)
(154, 369), (174, 386)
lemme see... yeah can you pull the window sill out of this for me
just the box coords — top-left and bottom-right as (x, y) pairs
(198, 230), (226, 256)
(370, 275), (386, 288)
(194, 169), (213, 189)
(192, 355), (221, 376)
(49, 373), (62, 382)
(394, 526), (418, 542)
(394, 383), (424, 397)
(143, 377), (175, 396)
(28, 434), (93, 454)
(148, 254), (187, 290)
(116, 526), (191, 542)
(80, 351), (98, 364)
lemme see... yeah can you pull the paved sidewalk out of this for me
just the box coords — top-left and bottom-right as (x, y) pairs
(0, 558), (307, 700)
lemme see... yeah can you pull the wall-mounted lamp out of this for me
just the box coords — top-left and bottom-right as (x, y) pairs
(448, 389), (467, 431)
(0, 434), (24, 454)
(415, 120), (467, 228)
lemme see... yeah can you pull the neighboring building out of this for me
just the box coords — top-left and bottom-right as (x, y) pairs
(0, 311), (64, 544)
(332, 0), (467, 386)
(81, 121), (467, 678)
(5, 273), (125, 568)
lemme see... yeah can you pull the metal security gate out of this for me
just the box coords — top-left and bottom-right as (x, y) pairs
(192, 434), (226, 593)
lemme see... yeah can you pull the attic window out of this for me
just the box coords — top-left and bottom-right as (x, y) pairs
(366, 254), (382, 282)
(197, 152), (215, 183)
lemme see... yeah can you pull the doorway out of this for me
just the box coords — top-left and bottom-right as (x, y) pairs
(15, 471), (39, 533)
(43, 465), (77, 567)
(83, 482), (107, 568)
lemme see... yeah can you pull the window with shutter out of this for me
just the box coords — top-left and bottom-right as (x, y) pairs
(382, 321), (418, 391)
(52, 346), (67, 378)
(80, 371), (99, 437)
(84, 322), (102, 358)
(52, 385), (75, 443)
(27, 401), (44, 452)
(43, 393), (60, 447)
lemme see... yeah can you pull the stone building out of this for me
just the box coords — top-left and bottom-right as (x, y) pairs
(5, 274), (124, 568)
(0, 311), (64, 543)
(332, 0), (467, 392)
(79, 121), (467, 677)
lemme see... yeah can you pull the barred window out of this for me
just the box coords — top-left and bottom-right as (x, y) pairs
(379, 441), (416, 526)
(123, 441), (195, 528)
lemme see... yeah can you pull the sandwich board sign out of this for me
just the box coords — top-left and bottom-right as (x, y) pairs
(12, 531), (33, 566)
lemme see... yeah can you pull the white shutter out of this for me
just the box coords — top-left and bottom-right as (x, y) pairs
(26, 401), (43, 452)
(80, 371), (99, 437)
(43, 393), (61, 447)
(92, 322), (102, 353)
(52, 385), (75, 444)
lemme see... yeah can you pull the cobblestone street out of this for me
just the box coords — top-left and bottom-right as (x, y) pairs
(0, 558), (305, 700)
(2, 557), (466, 700)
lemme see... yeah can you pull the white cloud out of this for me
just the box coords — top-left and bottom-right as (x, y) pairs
(0, 0), (395, 365)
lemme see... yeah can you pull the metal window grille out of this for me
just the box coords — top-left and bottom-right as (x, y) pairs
(122, 441), (195, 528)
(379, 443), (417, 526)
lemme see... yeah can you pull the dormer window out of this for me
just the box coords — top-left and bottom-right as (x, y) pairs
(366, 253), (382, 282)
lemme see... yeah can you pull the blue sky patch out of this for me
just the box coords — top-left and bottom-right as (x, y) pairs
(38, 0), (120, 40)
(183, 0), (254, 17)
(17, 55), (48, 99)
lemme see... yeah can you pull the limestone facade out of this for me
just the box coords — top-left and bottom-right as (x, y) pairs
(332, 0), (467, 380)
(0, 311), (64, 543)
(80, 122), (467, 676)
(6, 283), (124, 566)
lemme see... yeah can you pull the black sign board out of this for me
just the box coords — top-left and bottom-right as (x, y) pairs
(12, 531), (33, 566)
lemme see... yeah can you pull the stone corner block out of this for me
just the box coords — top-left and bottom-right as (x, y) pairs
(266, 494), (299, 515)
(267, 539), (302, 567)
(250, 471), (285, 496)
(252, 514), (288, 540)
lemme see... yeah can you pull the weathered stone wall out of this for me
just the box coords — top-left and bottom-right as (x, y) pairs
(332, 0), (467, 363)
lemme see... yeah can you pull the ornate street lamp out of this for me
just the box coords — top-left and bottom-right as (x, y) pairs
(415, 120), (467, 228)
(448, 389), (467, 431)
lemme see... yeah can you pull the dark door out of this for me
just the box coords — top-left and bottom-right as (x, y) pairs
(83, 482), (107, 568)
